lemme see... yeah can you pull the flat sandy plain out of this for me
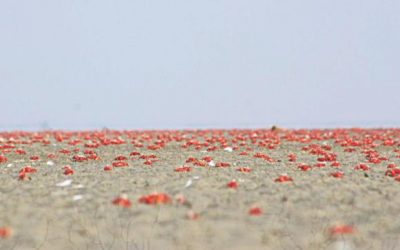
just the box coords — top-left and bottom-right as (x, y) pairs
(1, 128), (400, 250)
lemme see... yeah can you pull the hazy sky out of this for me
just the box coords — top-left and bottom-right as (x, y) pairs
(1, 1), (399, 130)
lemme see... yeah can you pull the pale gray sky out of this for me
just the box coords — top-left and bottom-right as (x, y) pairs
(1, 1), (399, 130)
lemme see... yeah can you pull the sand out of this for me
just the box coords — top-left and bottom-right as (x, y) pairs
(1, 129), (400, 250)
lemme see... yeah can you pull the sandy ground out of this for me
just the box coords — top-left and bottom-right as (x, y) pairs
(1, 129), (400, 250)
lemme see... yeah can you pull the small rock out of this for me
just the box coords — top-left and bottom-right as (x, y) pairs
(56, 179), (72, 187)
(73, 195), (83, 201)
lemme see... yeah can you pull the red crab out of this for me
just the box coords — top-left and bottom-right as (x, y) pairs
(329, 225), (356, 236)
(30, 156), (40, 161)
(138, 193), (171, 205)
(274, 175), (293, 183)
(354, 163), (370, 171)
(298, 164), (311, 171)
(215, 162), (231, 167)
(112, 161), (128, 167)
(248, 206), (263, 216)
(114, 155), (127, 161)
(20, 166), (37, 174)
(385, 168), (400, 177)
(104, 165), (113, 171)
(174, 166), (192, 172)
(112, 195), (132, 208)
(63, 166), (75, 175)
(0, 227), (12, 238)
(129, 151), (141, 156)
(236, 167), (252, 173)
(72, 155), (87, 162)
(227, 180), (239, 189)
(330, 171), (344, 178)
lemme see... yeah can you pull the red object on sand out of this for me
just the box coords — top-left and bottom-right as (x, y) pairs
(330, 171), (344, 178)
(139, 193), (171, 205)
(236, 167), (252, 173)
(174, 166), (192, 172)
(227, 180), (239, 189)
(274, 175), (293, 183)
(63, 166), (75, 175)
(329, 225), (356, 235)
(112, 196), (132, 208)
(112, 161), (128, 167)
(104, 165), (113, 171)
(249, 207), (262, 216)
(0, 227), (12, 238)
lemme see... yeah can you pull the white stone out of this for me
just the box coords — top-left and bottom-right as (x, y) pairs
(72, 195), (83, 201)
(224, 147), (233, 152)
(56, 179), (72, 187)
(184, 179), (193, 188)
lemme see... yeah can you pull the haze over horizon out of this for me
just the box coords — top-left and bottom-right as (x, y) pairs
(1, 1), (399, 130)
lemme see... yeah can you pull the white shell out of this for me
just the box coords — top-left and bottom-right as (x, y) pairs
(56, 179), (73, 187)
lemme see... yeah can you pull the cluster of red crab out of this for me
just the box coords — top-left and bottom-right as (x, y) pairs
(2, 128), (400, 239)
(1, 129), (399, 184)
(112, 193), (199, 220)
